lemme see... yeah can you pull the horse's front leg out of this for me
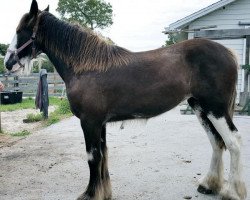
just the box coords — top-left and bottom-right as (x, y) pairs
(77, 120), (105, 200)
(101, 125), (112, 199)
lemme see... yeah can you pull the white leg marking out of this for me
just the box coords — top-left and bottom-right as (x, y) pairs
(208, 115), (247, 200)
(87, 148), (102, 162)
(193, 109), (223, 192)
(87, 150), (94, 162)
(4, 34), (17, 66)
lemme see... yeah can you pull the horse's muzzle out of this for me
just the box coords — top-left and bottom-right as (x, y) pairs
(5, 53), (17, 71)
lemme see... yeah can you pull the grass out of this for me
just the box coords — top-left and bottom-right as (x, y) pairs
(11, 130), (31, 137)
(21, 97), (73, 126)
(0, 97), (36, 112)
(0, 97), (63, 112)
(45, 98), (72, 126)
(24, 113), (44, 123)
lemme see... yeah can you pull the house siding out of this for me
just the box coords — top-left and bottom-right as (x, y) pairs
(215, 39), (245, 103)
(188, 0), (250, 30)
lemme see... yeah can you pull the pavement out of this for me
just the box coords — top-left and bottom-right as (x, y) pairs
(0, 106), (249, 200)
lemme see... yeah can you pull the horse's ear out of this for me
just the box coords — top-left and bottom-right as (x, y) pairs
(29, 0), (38, 17)
(44, 5), (49, 12)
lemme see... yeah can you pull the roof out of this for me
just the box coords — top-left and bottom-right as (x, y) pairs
(165, 0), (237, 32)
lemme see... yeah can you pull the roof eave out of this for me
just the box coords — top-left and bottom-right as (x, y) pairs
(165, 0), (237, 31)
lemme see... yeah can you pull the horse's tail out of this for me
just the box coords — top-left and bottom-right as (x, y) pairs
(228, 49), (238, 118)
(229, 86), (236, 118)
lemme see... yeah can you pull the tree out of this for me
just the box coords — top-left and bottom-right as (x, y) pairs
(0, 57), (5, 74)
(32, 54), (55, 73)
(0, 43), (8, 74)
(0, 43), (8, 56)
(163, 32), (187, 46)
(57, 0), (113, 30)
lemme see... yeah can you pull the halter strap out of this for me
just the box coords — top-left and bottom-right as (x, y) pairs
(7, 12), (43, 69)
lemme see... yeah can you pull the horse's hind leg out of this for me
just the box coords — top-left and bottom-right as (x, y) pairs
(208, 113), (247, 200)
(78, 120), (104, 200)
(188, 97), (224, 194)
(101, 125), (112, 199)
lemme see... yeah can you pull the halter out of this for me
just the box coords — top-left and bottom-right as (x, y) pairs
(7, 13), (43, 69)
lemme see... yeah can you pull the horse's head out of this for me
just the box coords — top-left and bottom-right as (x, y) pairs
(4, 0), (49, 73)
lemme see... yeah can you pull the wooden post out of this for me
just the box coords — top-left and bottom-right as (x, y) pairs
(248, 101), (250, 116)
(53, 71), (56, 95)
(14, 76), (19, 91)
(0, 91), (2, 133)
(244, 36), (250, 93)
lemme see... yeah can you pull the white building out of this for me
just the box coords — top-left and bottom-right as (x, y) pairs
(164, 0), (250, 105)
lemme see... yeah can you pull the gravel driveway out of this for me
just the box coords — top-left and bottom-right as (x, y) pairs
(0, 106), (249, 200)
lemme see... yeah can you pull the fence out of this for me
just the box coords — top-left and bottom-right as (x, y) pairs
(0, 72), (65, 97)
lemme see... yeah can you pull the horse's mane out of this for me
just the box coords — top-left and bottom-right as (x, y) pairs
(38, 12), (133, 73)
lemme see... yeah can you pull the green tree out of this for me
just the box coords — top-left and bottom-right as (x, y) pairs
(164, 32), (187, 46)
(32, 55), (55, 73)
(0, 43), (8, 56)
(57, 0), (113, 30)
(0, 57), (6, 74)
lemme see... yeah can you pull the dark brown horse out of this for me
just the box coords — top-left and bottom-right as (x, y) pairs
(4, 1), (247, 200)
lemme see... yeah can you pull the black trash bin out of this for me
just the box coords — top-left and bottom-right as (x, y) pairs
(0, 91), (23, 104)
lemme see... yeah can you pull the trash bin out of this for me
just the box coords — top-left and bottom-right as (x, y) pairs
(0, 91), (23, 104)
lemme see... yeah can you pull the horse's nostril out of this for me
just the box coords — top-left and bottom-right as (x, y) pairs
(6, 65), (12, 71)
(5, 60), (13, 71)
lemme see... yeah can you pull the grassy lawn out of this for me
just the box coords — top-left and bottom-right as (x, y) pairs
(0, 97), (64, 112)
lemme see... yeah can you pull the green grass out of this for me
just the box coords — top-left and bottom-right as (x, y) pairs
(0, 97), (36, 112)
(24, 113), (43, 123)
(22, 97), (73, 126)
(0, 97), (64, 112)
(11, 130), (31, 137)
(45, 98), (72, 126)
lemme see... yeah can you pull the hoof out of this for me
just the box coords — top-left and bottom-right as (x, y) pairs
(197, 185), (213, 194)
(77, 193), (91, 200)
(76, 193), (102, 200)
(221, 195), (240, 200)
(76, 195), (110, 200)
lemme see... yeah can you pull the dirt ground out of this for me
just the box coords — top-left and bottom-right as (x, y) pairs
(0, 107), (55, 147)
(0, 106), (249, 200)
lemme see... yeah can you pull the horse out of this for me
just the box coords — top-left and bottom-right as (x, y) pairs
(4, 1), (247, 200)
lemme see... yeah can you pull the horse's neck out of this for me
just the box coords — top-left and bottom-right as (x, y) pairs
(44, 49), (74, 84)
(38, 35), (73, 83)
